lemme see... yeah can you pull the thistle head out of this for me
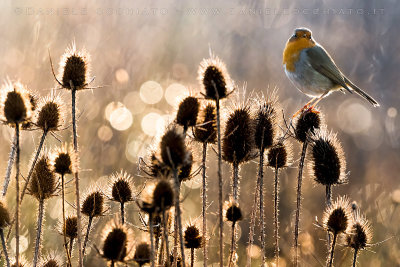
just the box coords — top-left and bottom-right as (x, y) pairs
(64, 216), (78, 239)
(178, 151), (193, 183)
(52, 143), (76, 176)
(30, 153), (58, 201)
(323, 196), (351, 235)
(81, 189), (105, 218)
(224, 200), (243, 223)
(101, 220), (132, 263)
(254, 93), (279, 151)
(1, 81), (33, 125)
(346, 211), (372, 251)
(184, 224), (203, 249)
(0, 200), (10, 229)
(109, 171), (134, 204)
(194, 103), (217, 144)
(153, 179), (174, 213)
(133, 242), (150, 267)
(35, 94), (64, 132)
(176, 96), (199, 130)
(160, 126), (190, 170)
(267, 139), (293, 169)
(294, 108), (323, 143)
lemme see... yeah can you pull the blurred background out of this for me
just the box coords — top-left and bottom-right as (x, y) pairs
(0, 0), (399, 266)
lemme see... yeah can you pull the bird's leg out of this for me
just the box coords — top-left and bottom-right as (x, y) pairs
(292, 97), (317, 118)
(308, 91), (329, 111)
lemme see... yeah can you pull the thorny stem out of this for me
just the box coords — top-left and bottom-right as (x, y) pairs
(71, 83), (83, 267)
(246, 166), (260, 267)
(326, 185), (332, 250)
(232, 162), (239, 202)
(82, 216), (93, 257)
(62, 174), (72, 267)
(191, 248), (195, 267)
(173, 169), (186, 267)
(15, 124), (20, 267)
(274, 167), (280, 267)
(0, 229), (10, 267)
(327, 233), (337, 267)
(2, 134), (17, 197)
(228, 222), (236, 267)
(162, 205), (170, 266)
(352, 249), (358, 267)
(121, 203), (125, 225)
(294, 141), (308, 267)
(201, 142), (208, 267)
(69, 238), (74, 261)
(216, 99), (224, 267)
(149, 213), (155, 267)
(259, 148), (266, 266)
(33, 199), (45, 267)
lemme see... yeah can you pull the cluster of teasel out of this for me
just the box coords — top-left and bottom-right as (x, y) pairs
(0, 43), (373, 267)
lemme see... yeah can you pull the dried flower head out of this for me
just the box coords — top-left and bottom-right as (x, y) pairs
(101, 221), (132, 263)
(35, 94), (64, 132)
(224, 200), (243, 223)
(1, 81), (33, 125)
(178, 152), (193, 183)
(52, 143), (76, 176)
(81, 190), (105, 218)
(198, 55), (232, 100)
(30, 153), (57, 200)
(184, 224), (203, 249)
(0, 200), (10, 229)
(21, 92), (37, 130)
(40, 253), (62, 267)
(294, 108), (323, 143)
(308, 129), (347, 186)
(109, 171), (134, 204)
(11, 257), (28, 267)
(160, 126), (190, 169)
(148, 153), (170, 178)
(254, 96), (278, 151)
(153, 179), (174, 213)
(323, 196), (351, 235)
(133, 242), (150, 266)
(222, 107), (254, 164)
(59, 42), (90, 89)
(194, 103), (217, 143)
(267, 140), (293, 169)
(346, 211), (372, 251)
(64, 216), (78, 239)
(176, 96), (200, 130)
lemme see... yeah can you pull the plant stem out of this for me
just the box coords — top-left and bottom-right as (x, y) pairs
(246, 168), (260, 267)
(259, 149), (266, 266)
(33, 199), (44, 267)
(216, 99), (223, 267)
(2, 134), (17, 197)
(228, 222), (236, 267)
(61, 174), (72, 267)
(162, 206), (170, 265)
(173, 169), (185, 267)
(149, 213), (155, 267)
(327, 233), (337, 267)
(352, 249), (358, 267)
(274, 167), (280, 267)
(326, 185), (332, 250)
(71, 83), (83, 267)
(294, 141), (308, 267)
(14, 124), (20, 267)
(191, 248), (195, 267)
(121, 203), (125, 225)
(82, 216), (93, 257)
(201, 142), (208, 267)
(69, 238), (74, 260)
(232, 162), (239, 202)
(0, 229), (10, 267)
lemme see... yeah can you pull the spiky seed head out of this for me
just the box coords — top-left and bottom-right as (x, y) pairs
(153, 179), (174, 213)
(42, 259), (59, 267)
(194, 103), (217, 143)
(30, 154), (57, 200)
(36, 95), (63, 132)
(178, 152), (193, 182)
(39, 253), (62, 267)
(267, 140), (293, 169)
(102, 225), (129, 262)
(52, 144), (75, 176)
(110, 171), (133, 204)
(184, 225), (203, 249)
(81, 191), (105, 218)
(323, 196), (351, 235)
(222, 107), (254, 164)
(133, 242), (150, 266)
(0, 200), (10, 228)
(224, 201), (243, 223)
(176, 96), (199, 129)
(59, 43), (90, 89)
(11, 257), (28, 267)
(1, 81), (33, 125)
(160, 126), (189, 169)
(21, 92), (37, 130)
(254, 99), (278, 151)
(294, 108), (322, 143)
(149, 153), (170, 178)
(64, 216), (78, 239)
(308, 129), (347, 186)
(346, 212), (372, 251)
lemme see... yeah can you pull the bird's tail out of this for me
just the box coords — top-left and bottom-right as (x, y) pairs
(344, 77), (379, 107)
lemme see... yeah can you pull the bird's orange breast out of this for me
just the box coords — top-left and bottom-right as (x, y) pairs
(283, 38), (315, 72)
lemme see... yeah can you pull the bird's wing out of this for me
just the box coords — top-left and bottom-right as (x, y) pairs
(306, 45), (352, 93)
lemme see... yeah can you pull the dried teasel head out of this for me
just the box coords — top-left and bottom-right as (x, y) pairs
(323, 196), (352, 235)
(176, 96), (200, 131)
(29, 152), (58, 201)
(1, 81), (33, 126)
(21, 92), (37, 130)
(308, 129), (347, 186)
(63, 215), (78, 239)
(58, 42), (91, 90)
(51, 143), (76, 176)
(178, 151), (193, 183)
(133, 242), (151, 267)
(254, 94), (279, 151)
(109, 170), (134, 205)
(198, 54), (232, 101)
(81, 189), (105, 218)
(0, 200), (10, 229)
(39, 252), (62, 267)
(148, 152), (170, 178)
(294, 107), (323, 143)
(35, 93), (64, 132)
(194, 103), (217, 144)
(267, 139), (293, 169)
(101, 220), (133, 263)
(11, 256), (28, 267)
(346, 211), (372, 251)
(160, 126), (190, 170)
(224, 200), (243, 223)
(222, 106), (254, 164)
(153, 179), (174, 213)
(184, 224), (203, 249)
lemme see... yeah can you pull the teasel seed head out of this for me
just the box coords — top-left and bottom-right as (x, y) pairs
(30, 153), (57, 200)
(178, 151), (193, 183)
(224, 200), (243, 223)
(52, 143), (76, 176)
(160, 126), (190, 170)
(81, 190), (105, 218)
(222, 107), (254, 164)
(148, 152), (170, 178)
(110, 171), (134, 204)
(101, 221), (132, 263)
(198, 55), (232, 101)
(153, 179), (174, 213)
(21, 92), (37, 130)
(254, 96), (278, 151)
(308, 129), (347, 186)
(133, 242), (150, 266)
(35, 94), (64, 132)
(184, 224), (203, 249)
(40, 253), (61, 267)
(64, 216), (78, 239)
(59, 42), (90, 89)
(323, 196), (351, 235)
(346, 211), (372, 251)
(267, 140), (293, 169)
(0, 200), (10, 229)
(294, 108), (323, 143)
(176, 96), (200, 130)
(194, 103), (217, 144)
(1, 81), (33, 125)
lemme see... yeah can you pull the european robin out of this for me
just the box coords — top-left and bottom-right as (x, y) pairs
(283, 28), (379, 113)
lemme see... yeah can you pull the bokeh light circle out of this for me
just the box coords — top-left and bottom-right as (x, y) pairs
(141, 112), (164, 136)
(110, 107), (133, 131)
(337, 100), (372, 134)
(140, 81), (163, 104)
(165, 83), (189, 106)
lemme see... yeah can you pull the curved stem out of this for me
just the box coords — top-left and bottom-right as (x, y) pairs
(33, 199), (45, 267)
(216, 100), (223, 267)
(149, 213), (155, 267)
(121, 203), (125, 225)
(2, 134), (17, 197)
(14, 124), (20, 267)
(173, 169), (185, 267)
(0, 229), (10, 267)
(294, 141), (308, 267)
(61, 174), (72, 267)
(201, 142), (208, 267)
(352, 249), (358, 267)
(327, 233), (337, 267)
(274, 167), (280, 267)
(82, 216), (93, 257)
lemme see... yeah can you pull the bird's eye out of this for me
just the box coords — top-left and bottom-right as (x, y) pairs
(303, 34), (306, 38)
